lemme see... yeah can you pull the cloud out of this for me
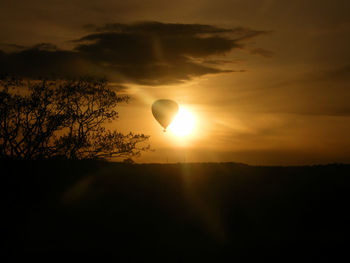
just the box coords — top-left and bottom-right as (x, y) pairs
(249, 65), (350, 116)
(268, 65), (350, 116)
(199, 64), (350, 116)
(249, 48), (274, 58)
(0, 43), (26, 53)
(0, 22), (268, 85)
(305, 64), (350, 83)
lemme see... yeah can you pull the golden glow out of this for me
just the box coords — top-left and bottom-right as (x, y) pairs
(168, 107), (196, 137)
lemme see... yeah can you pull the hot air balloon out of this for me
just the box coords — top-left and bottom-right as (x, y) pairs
(152, 99), (179, 132)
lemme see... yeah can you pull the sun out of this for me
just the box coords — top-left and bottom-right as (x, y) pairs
(168, 107), (196, 137)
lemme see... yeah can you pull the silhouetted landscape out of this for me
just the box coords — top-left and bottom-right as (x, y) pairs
(2, 1), (350, 262)
(5, 161), (350, 262)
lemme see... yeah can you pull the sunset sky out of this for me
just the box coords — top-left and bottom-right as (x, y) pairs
(1, 0), (350, 164)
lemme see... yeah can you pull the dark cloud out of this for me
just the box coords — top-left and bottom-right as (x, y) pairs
(85, 21), (234, 35)
(0, 22), (267, 85)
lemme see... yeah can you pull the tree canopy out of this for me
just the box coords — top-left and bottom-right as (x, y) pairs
(0, 77), (149, 160)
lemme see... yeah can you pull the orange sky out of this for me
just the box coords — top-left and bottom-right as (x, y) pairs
(1, 0), (350, 164)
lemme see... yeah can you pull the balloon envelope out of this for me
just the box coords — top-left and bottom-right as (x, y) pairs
(152, 99), (179, 131)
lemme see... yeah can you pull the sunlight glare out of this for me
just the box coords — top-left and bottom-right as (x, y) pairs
(168, 107), (196, 137)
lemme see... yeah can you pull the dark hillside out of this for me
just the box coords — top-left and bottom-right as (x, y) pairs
(4, 161), (350, 262)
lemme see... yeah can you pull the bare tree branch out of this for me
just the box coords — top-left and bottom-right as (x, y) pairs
(0, 77), (149, 161)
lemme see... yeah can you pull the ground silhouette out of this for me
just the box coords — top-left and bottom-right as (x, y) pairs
(5, 161), (350, 262)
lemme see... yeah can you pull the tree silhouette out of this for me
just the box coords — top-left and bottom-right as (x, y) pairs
(0, 77), (149, 160)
